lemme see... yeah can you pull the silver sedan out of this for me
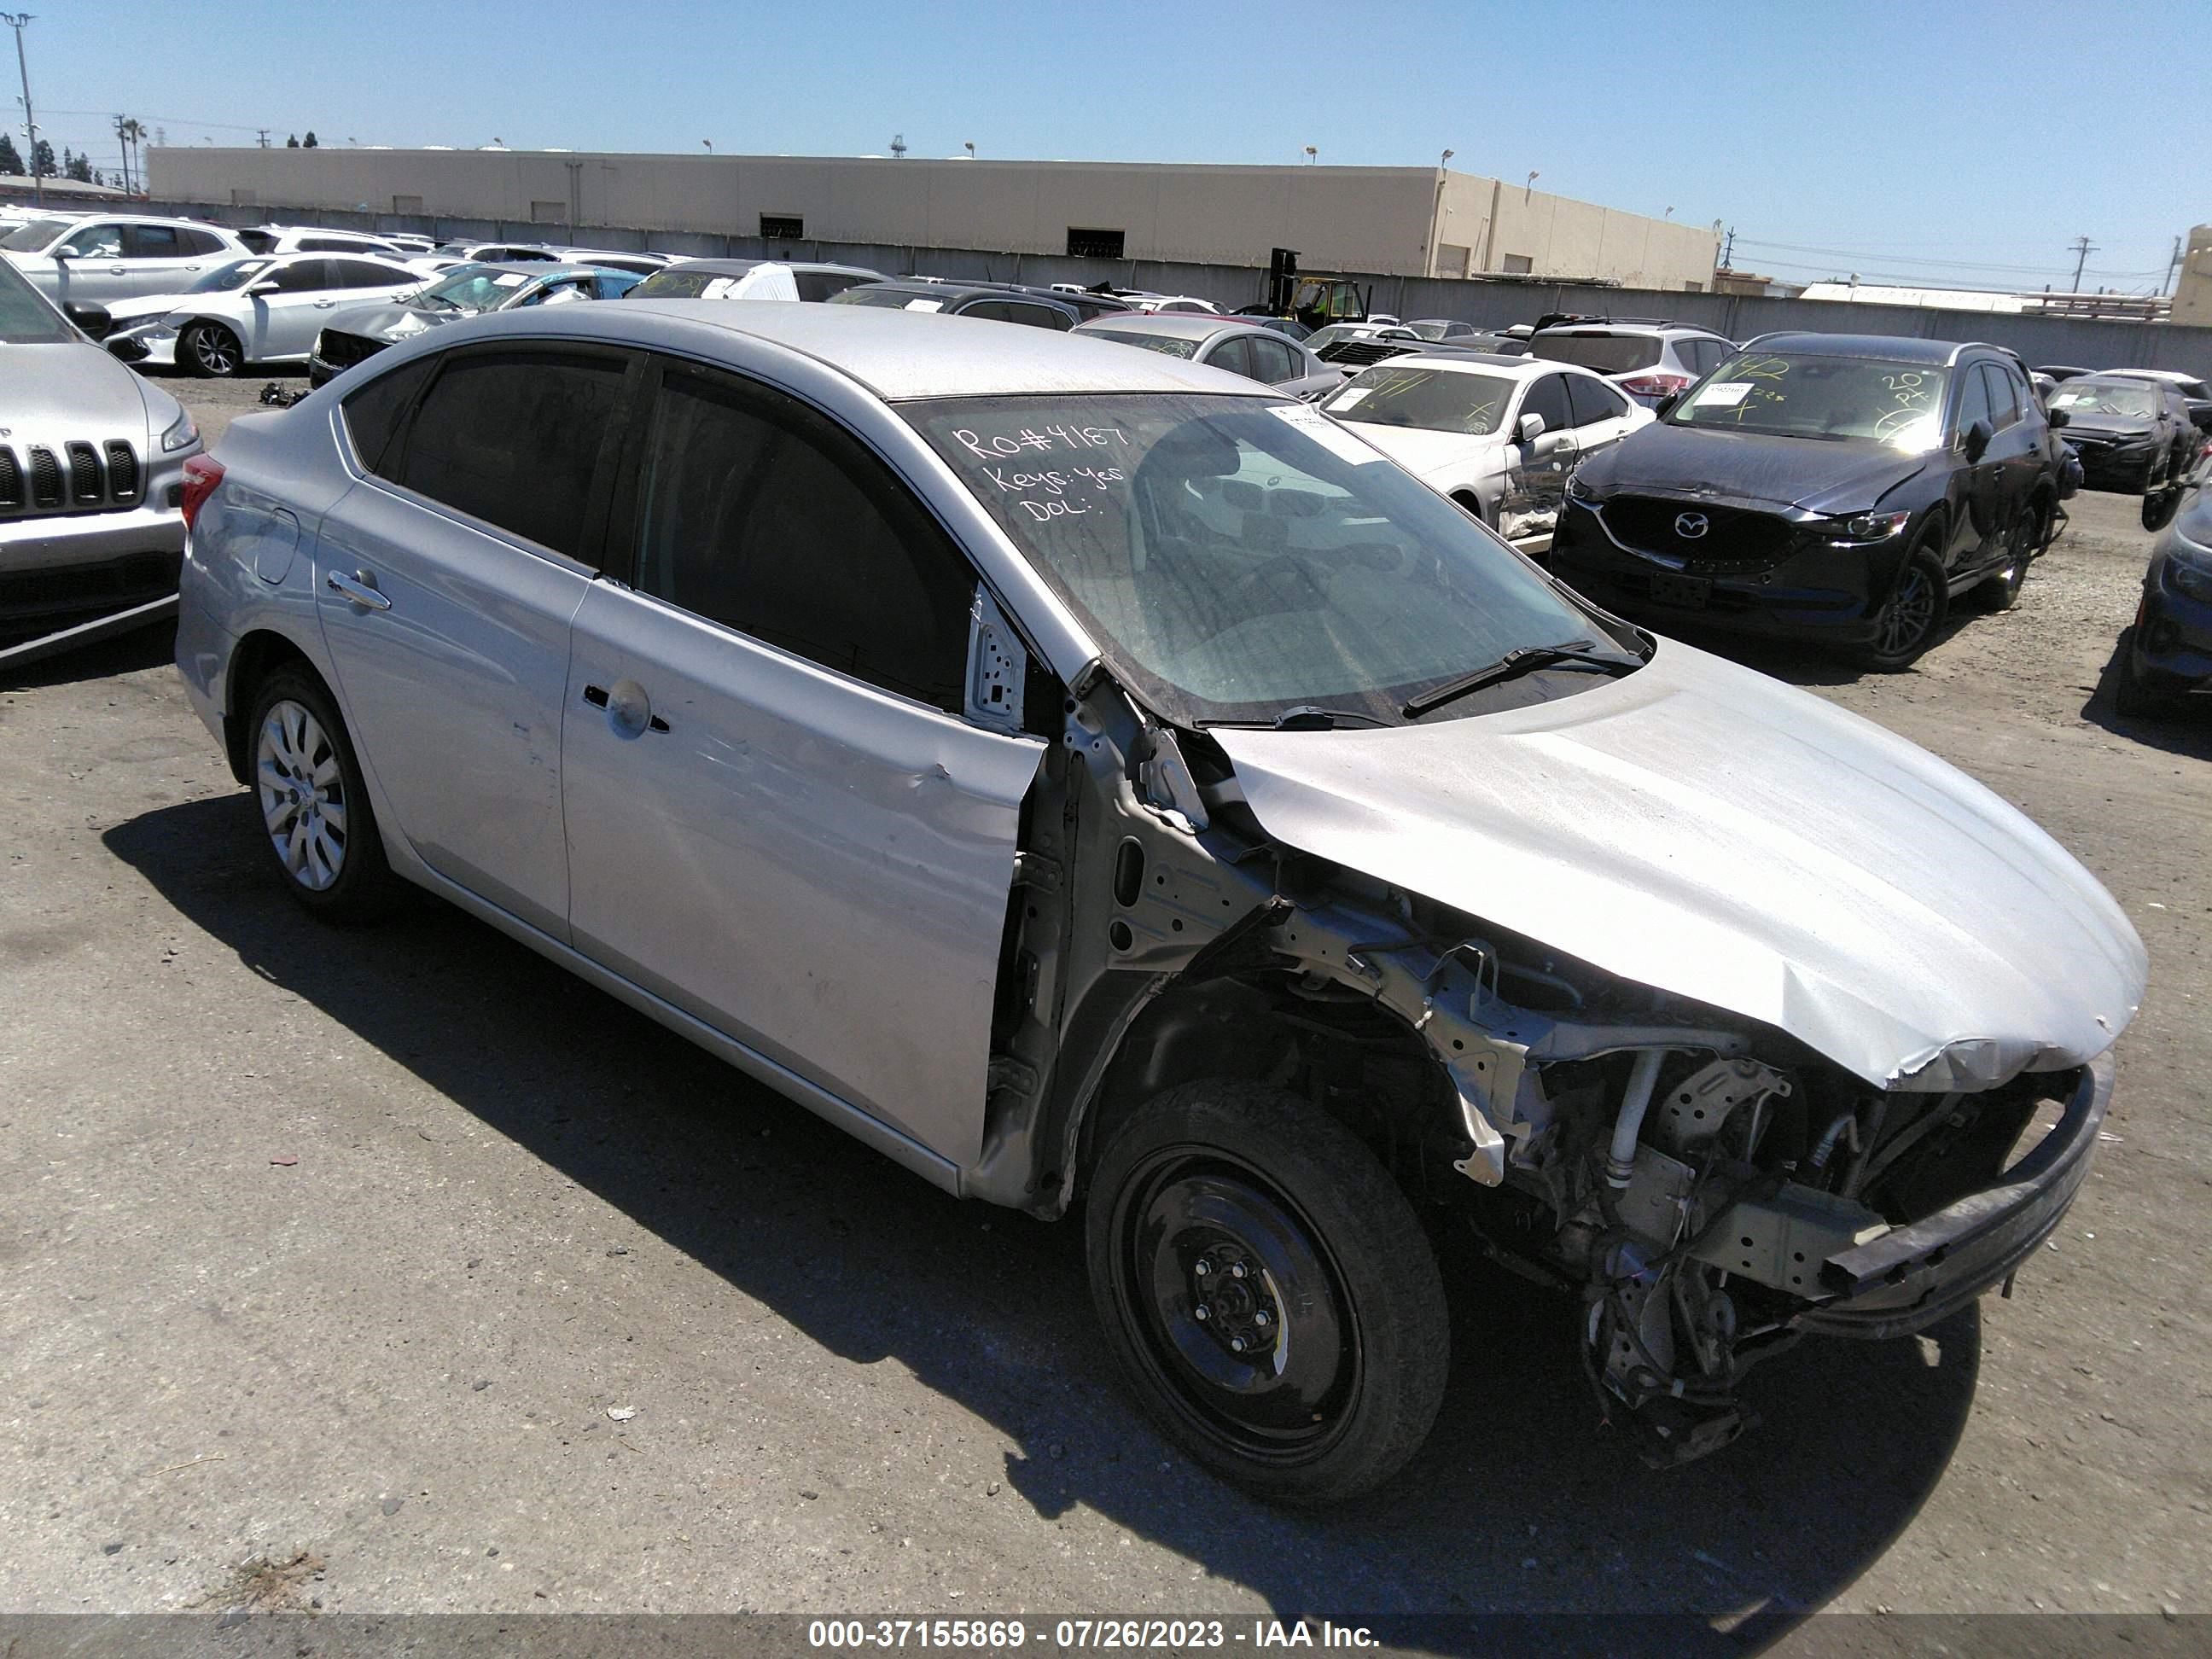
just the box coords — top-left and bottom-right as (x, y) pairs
(174, 300), (2142, 1505)
(1072, 311), (1340, 399)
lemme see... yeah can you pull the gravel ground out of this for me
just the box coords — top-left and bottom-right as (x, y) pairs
(2, 374), (2206, 1645)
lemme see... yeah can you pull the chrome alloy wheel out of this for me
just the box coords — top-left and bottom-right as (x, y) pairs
(189, 324), (242, 375)
(255, 699), (348, 891)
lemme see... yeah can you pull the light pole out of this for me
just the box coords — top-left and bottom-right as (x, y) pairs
(1302, 144), (1317, 165)
(3, 13), (40, 208)
(963, 140), (975, 159)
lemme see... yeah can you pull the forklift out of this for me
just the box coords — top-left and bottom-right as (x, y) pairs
(1241, 248), (1372, 330)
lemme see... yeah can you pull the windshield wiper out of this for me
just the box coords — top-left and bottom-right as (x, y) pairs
(1200, 704), (1394, 732)
(1401, 641), (1640, 719)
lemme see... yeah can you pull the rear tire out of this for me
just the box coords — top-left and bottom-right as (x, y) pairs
(1084, 1080), (1450, 1507)
(243, 667), (403, 922)
(1859, 537), (1950, 671)
(180, 320), (245, 379)
(1972, 495), (2047, 612)
(2112, 633), (2168, 719)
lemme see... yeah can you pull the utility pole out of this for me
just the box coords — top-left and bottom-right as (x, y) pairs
(255, 127), (270, 148)
(1721, 225), (1735, 269)
(2165, 234), (2185, 295)
(2068, 235), (2096, 293)
(2, 14), (39, 208)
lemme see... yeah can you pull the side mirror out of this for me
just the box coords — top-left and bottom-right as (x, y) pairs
(244, 280), (281, 297)
(1653, 393), (1680, 419)
(1517, 411), (1546, 443)
(50, 247), (75, 262)
(1962, 419), (1993, 463)
(2046, 406), (2069, 430)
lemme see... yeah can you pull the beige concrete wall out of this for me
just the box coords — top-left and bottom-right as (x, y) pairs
(148, 148), (1714, 286)
(2174, 224), (2212, 329)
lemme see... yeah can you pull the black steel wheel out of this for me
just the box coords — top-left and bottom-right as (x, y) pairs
(1861, 539), (1949, 672)
(1085, 1081), (1449, 1506)
(181, 320), (245, 378)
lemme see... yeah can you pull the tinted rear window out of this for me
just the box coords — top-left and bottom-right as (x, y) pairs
(1527, 332), (1662, 374)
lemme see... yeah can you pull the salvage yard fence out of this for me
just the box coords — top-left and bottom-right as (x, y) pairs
(141, 199), (2212, 381)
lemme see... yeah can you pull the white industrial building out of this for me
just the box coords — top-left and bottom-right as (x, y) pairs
(145, 148), (1721, 290)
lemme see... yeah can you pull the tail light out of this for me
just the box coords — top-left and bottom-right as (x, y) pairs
(1619, 373), (1693, 399)
(180, 453), (225, 529)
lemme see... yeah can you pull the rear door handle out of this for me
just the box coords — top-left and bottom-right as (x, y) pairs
(326, 569), (392, 611)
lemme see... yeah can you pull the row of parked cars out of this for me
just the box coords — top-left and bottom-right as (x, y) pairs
(0, 205), (2178, 1507)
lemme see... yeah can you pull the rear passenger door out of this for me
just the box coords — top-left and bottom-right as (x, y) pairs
(314, 344), (638, 935)
(117, 222), (221, 300)
(561, 358), (1046, 1168)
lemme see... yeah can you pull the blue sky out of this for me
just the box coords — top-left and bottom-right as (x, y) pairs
(20, 0), (2205, 293)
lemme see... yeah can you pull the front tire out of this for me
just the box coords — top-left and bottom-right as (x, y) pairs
(244, 667), (401, 921)
(180, 320), (245, 378)
(1084, 1080), (1450, 1507)
(1860, 538), (1950, 671)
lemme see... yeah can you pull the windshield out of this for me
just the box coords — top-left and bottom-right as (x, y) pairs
(1528, 332), (1662, 373)
(632, 265), (754, 300)
(0, 256), (72, 343)
(829, 286), (936, 309)
(1407, 321), (1460, 341)
(2051, 381), (2160, 422)
(1322, 366), (1516, 436)
(413, 265), (531, 312)
(902, 394), (1622, 726)
(1083, 328), (1199, 360)
(1667, 351), (1950, 448)
(1, 217), (74, 252)
(185, 258), (276, 294)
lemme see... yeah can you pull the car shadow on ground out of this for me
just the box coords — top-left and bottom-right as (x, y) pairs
(105, 793), (1980, 1653)
(2080, 630), (2212, 763)
(0, 620), (178, 691)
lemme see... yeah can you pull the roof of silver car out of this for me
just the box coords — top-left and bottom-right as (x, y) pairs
(598, 298), (1279, 400)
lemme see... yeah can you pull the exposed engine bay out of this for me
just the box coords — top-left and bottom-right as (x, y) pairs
(979, 668), (2113, 1466)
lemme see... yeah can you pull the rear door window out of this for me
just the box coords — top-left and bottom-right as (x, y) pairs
(794, 270), (868, 302)
(1249, 335), (1301, 384)
(331, 259), (414, 288)
(341, 356), (439, 475)
(390, 349), (632, 560)
(625, 364), (976, 711)
(1980, 363), (2021, 429)
(1206, 335), (1258, 380)
(1567, 373), (1631, 428)
(124, 224), (184, 259)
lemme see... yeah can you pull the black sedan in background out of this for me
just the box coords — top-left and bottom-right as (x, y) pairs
(2047, 376), (2201, 492)
(2118, 454), (2212, 715)
(1551, 334), (2069, 669)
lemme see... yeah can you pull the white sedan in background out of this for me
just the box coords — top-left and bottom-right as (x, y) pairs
(100, 253), (429, 377)
(1321, 353), (1650, 550)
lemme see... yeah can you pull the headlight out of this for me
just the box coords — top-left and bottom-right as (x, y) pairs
(381, 314), (430, 342)
(160, 409), (199, 453)
(2168, 545), (2212, 603)
(1817, 509), (1912, 541)
(1565, 469), (1601, 504)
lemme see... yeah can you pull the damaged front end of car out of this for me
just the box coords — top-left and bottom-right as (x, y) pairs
(973, 658), (2133, 1467)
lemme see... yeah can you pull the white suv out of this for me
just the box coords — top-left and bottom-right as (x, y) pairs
(1526, 319), (1736, 406)
(0, 214), (249, 306)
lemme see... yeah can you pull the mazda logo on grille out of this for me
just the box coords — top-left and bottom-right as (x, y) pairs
(1674, 512), (1710, 539)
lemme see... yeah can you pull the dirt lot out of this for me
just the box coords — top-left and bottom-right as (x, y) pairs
(2, 374), (2206, 1644)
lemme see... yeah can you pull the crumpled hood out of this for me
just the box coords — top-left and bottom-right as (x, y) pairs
(101, 294), (184, 329)
(1588, 422), (1930, 512)
(320, 300), (462, 339)
(1342, 422), (1505, 480)
(3, 340), (156, 439)
(1212, 641), (2144, 1091)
